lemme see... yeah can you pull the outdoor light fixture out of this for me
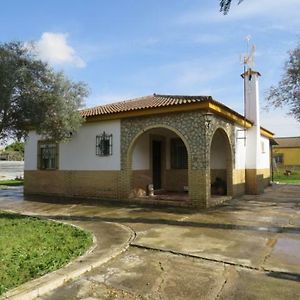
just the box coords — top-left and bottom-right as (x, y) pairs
(204, 112), (214, 129)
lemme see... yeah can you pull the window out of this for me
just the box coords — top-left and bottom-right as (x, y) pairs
(96, 132), (113, 156)
(261, 141), (266, 153)
(274, 153), (283, 164)
(170, 138), (188, 169)
(38, 142), (58, 170)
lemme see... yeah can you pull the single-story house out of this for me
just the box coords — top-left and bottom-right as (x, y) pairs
(273, 137), (300, 168)
(24, 69), (274, 208)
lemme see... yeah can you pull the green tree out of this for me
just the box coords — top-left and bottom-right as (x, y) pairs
(267, 42), (300, 122)
(5, 141), (24, 155)
(220, 0), (244, 14)
(0, 42), (88, 143)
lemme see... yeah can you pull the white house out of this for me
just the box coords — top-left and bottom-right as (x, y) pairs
(24, 69), (274, 208)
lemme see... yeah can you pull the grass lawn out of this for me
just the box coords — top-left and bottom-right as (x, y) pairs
(0, 211), (93, 295)
(0, 179), (24, 186)
(273, 169), (300, 184)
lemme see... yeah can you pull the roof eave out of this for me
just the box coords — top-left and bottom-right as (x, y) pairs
(82, 99), (274, 139)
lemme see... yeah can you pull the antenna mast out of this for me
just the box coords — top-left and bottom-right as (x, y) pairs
(243, 35), (256, 118)
(238, 36), (256, 146)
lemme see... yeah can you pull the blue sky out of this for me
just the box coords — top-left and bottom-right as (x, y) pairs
(1, 0), (300, 136)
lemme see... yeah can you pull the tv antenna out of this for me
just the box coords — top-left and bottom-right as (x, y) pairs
(241, 35), (256, 70)
(238, 35), (256, 146)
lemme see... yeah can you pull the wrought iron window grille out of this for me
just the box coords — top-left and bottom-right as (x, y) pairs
(96, 132), (113, 156)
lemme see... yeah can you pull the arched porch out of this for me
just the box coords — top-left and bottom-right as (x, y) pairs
(209, 128), (233, 205)
(128, 126), (191, 204)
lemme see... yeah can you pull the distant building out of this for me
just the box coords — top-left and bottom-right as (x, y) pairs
(273, 137), (300, 168)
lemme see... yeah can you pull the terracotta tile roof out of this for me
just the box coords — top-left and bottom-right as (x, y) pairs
(274, 137), (300, 148)
(81, 94), (213, 117)
(80, 93), (274, 137)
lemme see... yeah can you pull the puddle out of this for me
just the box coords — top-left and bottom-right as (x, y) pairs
(272, 237), (300, 261)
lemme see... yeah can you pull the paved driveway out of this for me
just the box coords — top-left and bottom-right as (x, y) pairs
(0, 184), (299, 299)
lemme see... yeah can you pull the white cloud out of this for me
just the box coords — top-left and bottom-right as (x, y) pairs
(31, 32), (86, 68)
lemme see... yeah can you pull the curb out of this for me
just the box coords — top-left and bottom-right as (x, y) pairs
(0, 212), (135, 300)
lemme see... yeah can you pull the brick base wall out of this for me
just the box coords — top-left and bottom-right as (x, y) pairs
(245, 168), (270, 195)
(132, 169), (189, 193)
(24, 170), (120, 199)
(132, 170), (152, 192)
(165, 169), (188, 192)
(232, 169), (246, 197)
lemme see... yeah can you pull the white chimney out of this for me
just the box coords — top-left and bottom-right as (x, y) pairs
(243, 69), (261, 127)
(242, 69), (261, 169)
(242, 69), (264, 193)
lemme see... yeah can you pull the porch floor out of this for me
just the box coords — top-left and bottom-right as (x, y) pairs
(151, 191), (189, 201)
(130, 191), (191, 207)
(209, 195), (232, 207)
(131, 191), (232, 208)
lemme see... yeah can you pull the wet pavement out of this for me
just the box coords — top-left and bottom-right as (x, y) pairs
(0, 184), (299, 299)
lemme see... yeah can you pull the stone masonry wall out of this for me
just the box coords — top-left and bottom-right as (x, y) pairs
(120, 111), (235, 208)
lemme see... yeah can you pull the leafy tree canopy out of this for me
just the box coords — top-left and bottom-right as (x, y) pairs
(267, 42), (300, 122)
(5, 141), (24, 154)
(220, 0), (244, 15)
(0, 42), (89, 144)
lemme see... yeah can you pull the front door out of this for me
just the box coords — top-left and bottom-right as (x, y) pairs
(152, 140), (162, 190)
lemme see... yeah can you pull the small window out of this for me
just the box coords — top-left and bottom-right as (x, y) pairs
(274, 153), (283, 164)
(96, 132), (113, 156)
(261, 141), (266, 153)
(38, 142), (58, 170)
(170, 138), (188, 169)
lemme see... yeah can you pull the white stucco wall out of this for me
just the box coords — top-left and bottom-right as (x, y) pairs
(132, 134), (150, 170)
(24, 131), (39, 170)
(245, 73), (260, 126)
(210, 131), (227, 169)
(24, 120), (121, 171)
(260, 135), (270, 169)
(237, 125), (270, 170)
(245, 125), (260, 169)
(235, 126), (246, 170)
(131, 129), (179, 171)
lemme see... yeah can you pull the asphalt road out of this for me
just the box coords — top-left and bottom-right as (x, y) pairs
(0, 161), (24, 180)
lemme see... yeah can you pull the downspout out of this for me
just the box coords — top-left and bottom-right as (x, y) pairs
(270, 141), (274, 183)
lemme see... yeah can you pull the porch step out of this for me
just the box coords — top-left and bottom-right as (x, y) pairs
(208, 195), (232, 207)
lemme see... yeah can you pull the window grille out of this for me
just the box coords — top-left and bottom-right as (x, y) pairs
(38, 142), (58, 170)
(96, 132), (113, 156)
(170, 138), (188, 169)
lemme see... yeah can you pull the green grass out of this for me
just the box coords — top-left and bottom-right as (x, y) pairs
(0, 179), (24, 186)
(0, 211), (93, 295)
(273, 169), (300, 184)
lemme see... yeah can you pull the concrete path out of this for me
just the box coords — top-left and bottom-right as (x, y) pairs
(0, 184), (299, 299)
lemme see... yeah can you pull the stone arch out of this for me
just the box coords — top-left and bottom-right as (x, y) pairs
(125, 124), (192, 198)
(127, 124), (192, 171)
(209, 127), (234, 197)
(119, 112), (236, 208)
